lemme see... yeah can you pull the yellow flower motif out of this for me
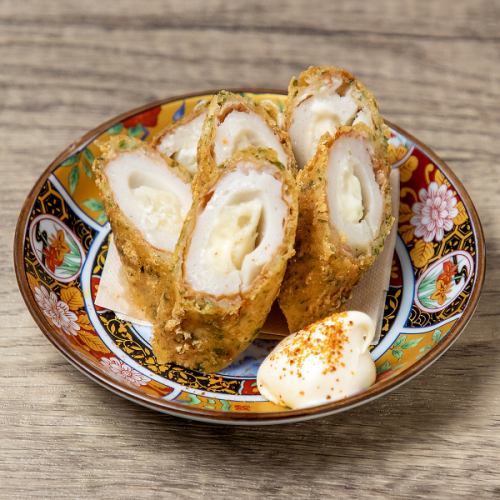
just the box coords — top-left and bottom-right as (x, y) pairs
(387, 144), (408, 165)
(430, 279), (452, 305)
(399, 223), (415, 244)
(387, 144), (397, 164)
(453, 201), (468, 225)
(434, 168), (450, 187)
(43, 229), (70, 272)
(399, 202), (413, 223)
(396, 145), (407, 159)
(400, 155), (418, 183)
(410, 240), (434, 268)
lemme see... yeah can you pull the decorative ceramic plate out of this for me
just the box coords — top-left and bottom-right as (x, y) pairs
(14, 90), (485, 424)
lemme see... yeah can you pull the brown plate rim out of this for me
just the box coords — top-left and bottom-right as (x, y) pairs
(14, 89), (486, 424)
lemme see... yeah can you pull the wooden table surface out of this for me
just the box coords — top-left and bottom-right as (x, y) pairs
(1, 1), (499, 498)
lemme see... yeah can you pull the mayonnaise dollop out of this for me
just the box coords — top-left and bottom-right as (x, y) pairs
(257, 311), (376, 409)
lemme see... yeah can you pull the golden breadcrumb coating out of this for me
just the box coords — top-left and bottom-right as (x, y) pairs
(153, 147), (298, 372)
(150, 100), (209, 179)
(92, 135), (191, 321)
(285, 65), (385, 142)
(278, 126), (393, 332)
(195, 91), (296, 196)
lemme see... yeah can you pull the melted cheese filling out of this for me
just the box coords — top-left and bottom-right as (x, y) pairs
(207, 199), (263, 275)
(326, 136), (383, 253)
(289, 85), (374, 169)
(132, 186), (185, 248)
(339, 160), (364, 224)
(185, 162), (287, 296)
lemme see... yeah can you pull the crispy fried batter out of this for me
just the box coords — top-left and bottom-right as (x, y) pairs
(153, 147), (298, 372)
(195, 91), (296, 196)
(285, 65), (385, 140)
(92, 135), (191, 321)
(150, 100), (209, 178)
(278, 126), (393, 332)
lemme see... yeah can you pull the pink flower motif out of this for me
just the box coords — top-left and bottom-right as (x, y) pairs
(411, 182), (458, 242)
(34, 285), (80, 336)
(100, 357), (150, 387)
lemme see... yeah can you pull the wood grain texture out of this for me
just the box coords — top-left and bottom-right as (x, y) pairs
(1, 0), (499, 498)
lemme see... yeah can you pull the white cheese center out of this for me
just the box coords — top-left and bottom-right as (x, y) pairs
(214, 110), (288, 166)
(185, 162), (287, 296)
(339, 159), (364, 224)
(105, 151), (192, 252)
(157, 112), (206, 174)
(289, 85), (374, 169)
(327, 136), (383, 253)
(207, 199), (262, 275)
(132, 186), (185, 249)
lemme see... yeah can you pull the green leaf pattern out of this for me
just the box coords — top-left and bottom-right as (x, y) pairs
(62, 147), (95, 193)
(390, 335), (422, 360)
(107, 123), (124, 135)
(127, 124), (148, 139)
(83, 198), (107, 225)
(377, 360), (392, 374)
(416, 329), (446, 361)
(61, 154), (78, 167)
(417, 268), (442, 308)
(432, 329), (444, 343)
(69, 164), (79, 194)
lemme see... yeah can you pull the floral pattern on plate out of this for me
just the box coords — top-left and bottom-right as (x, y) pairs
(29, 215), (85, 282)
